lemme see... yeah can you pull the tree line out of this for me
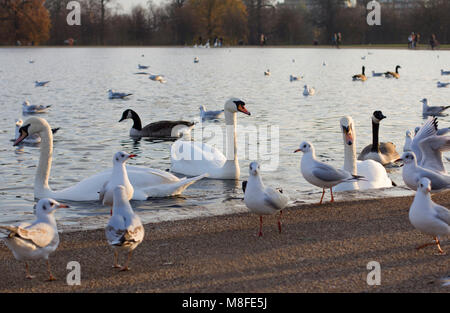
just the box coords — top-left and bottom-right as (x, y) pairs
(0, 0), (449, 46)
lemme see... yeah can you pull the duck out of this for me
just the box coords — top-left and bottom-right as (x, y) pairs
(0, 198), (69, 280)
(22, 101), (51, 114)
(303, 85), (315, 96)
(108, 89), (132, 100)
(106, 186), (144, 271)
(334, 116), (393, 192)
(384, 65), (401, 79)
(119, 109), (195, 138)
(199, 105), (224, 121)
(14, 119), (59, 144)
(13, 117), (208, 201)
(170, 98), (251, 179)
(358, 111), (400, 166)
(243, 162), (289, 237)
(352, 66), (367, 81)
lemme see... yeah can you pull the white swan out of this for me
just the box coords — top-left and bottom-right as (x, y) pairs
(13, 117), (208, 201)
(334, 116), (393, 192)
(170, 98), (251, 179)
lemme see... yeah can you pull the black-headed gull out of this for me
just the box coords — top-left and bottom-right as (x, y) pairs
(398, 151), (450, 191)
(437, 81), (449, 88)
(421, 98), (450, 117)
(372, 70), (384, 77)
(138, 64), (149, 70)
(108, 89), (132, 99)
(243, 162), (289, 237)
(199, 105), (224, 121)
(105, 185), (144, 271)
(22, 100), (51, 114)
(294, 141), (365, 204)
(99, 152), (136, 210)
(441, 69), (450, 76)
(0, 198), (69, 280)
(35, 81), (50, 87)
(403, 130), (413, 152)
(409, 177), (449, 254)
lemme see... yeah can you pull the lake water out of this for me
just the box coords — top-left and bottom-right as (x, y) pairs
(0, 47), (449, 231)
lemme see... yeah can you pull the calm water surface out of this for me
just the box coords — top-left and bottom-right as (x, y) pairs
(0, 47), (449, 231)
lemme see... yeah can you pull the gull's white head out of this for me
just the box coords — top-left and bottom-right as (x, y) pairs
(417, 177), (432, 194)
(399, 151), (417, 165)
(113, 151), (136, 165)
(249, 161), (260, 176)
(224, 98), (251, 115)
(294, 141), (313, 154)
(36, 198), (69, 217)
(340, 116), (355, 146)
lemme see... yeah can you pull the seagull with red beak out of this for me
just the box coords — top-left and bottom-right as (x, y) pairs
(99, 151), (137, 210)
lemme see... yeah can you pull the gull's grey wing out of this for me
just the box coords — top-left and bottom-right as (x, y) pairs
(433, 204), (450, 225)
(263, 187), (289, 211)
(105, 225), (126, 246)
(419, 167), (450, 190)
(312, 162), (350, 182)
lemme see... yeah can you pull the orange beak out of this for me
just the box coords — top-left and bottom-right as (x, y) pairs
(13, 132), (27, 146)
(237, 105), (251, 116)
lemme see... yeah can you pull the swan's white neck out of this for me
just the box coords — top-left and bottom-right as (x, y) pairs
(223, 110), (239, 178)
(35, 123), (53, 196)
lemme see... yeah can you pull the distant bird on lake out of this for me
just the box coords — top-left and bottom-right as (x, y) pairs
(14, 119), (59, 144)
(22, 101), (51, 114)
(421, 98), (450, 117)
(199, 105), (224, 120)
(303, 85), (315, 96)
(138, 64), (149, 70)
(290, 75), (303, 82)
(441, 69), (450, 76)
(385, 65), (401, 79)
(194, 57), (199, 63)
(108, 89), (132, 100)
(372, 70), (384, 77)
(35, 81), (50, 87)
(352, 66), (367, 81)
(437, 81), (449, 88)
(149, 74), (166, 83)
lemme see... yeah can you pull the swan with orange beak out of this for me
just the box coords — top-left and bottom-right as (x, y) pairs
(99, 152), (137, 210)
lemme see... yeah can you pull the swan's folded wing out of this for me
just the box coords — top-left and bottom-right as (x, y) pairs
(264, 187), (288, 211)
(434, 204), (450, 224)
(312, 163), (349, 182)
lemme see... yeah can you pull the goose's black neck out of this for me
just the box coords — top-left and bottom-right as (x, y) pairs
(130, 111), (142, 131)
(371, 120), (380, 152)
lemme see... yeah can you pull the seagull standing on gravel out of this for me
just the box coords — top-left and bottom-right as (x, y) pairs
(108, 89), (133, 99)
(105, 185), (144, 271)
(243, 162), (289, 237)
(398, 151), (450, 191)
(294, 141), (365, 204)
(409, 177), (449, 254)
(0, 198), (69, 280)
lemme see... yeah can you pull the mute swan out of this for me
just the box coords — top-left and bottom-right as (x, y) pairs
(358, 111), (400, 165)
(352, 66), (367, 81)
(108, 90), (132, 99)
(409, 177), (449, 254)
(106, 186), (144, 271)
(13, 117), (207, 201)
(334, 116), (392, 192)
(385, 65), (401, 79)
(170, 98), (251, 179)
(294, 141), (365, 204)
(243, 162), (289, 237)
(0, 198), (69, 280)
(119, 109), (195, 138)
(14, 119), (59, 144)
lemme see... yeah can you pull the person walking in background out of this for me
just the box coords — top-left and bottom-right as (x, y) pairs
(337, 33), (342, 48)
(414, 33), (420, 49)
(408, 33), (413, 49)
(429, 34), (439, 50)
(332, 33), (337, 47)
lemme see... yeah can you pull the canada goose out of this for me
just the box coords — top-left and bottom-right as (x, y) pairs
(358, 111), (400, 165)
(385, 65), (401, 79)
(352, 66), (367, 81)
(119, 109), (195, 138)
(264, 70), (271, 76)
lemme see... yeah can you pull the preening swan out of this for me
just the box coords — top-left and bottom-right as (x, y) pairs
(13, 117), (207, 201)
(170, 98), (251, 179)
(334, 116), (392, 192)
(358, 111), (400, 165)
(243, 162), (289, 237)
